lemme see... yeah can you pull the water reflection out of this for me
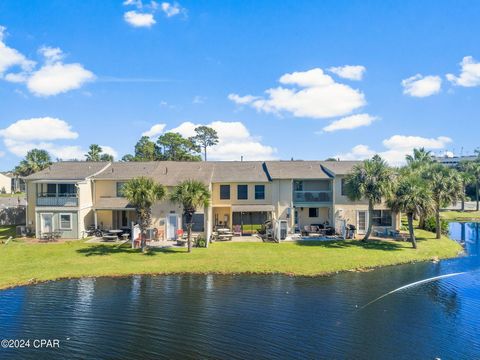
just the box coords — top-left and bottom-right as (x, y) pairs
(0, 223), (479, 359)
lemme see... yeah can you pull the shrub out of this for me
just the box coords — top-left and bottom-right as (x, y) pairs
(424, 216), (449, 235)
(196, 236), (207, 248)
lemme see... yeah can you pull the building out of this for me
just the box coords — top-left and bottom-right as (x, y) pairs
(24, 160), (400, 240)
(434, 155), (478, 168)
(0, 173), (12, 194)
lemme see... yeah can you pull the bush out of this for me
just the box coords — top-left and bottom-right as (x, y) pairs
(424, 216), (449, 235)
(195, 236), (207, 248)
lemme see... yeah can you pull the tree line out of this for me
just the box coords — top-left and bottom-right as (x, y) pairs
(12, 126), (219, 176)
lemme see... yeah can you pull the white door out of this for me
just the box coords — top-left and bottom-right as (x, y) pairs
(357, 211), (368, 235)
(40, 213), (53, 234)
(167, 214), (179, 240)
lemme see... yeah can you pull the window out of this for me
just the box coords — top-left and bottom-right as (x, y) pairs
(116, 182), (127, 197)
(46, 183), (57, 196)
(341, 178), (347, 196)
(58, 183), (75, 196)
(255, 185), (265, 200)
(59, 213), (72, 230)
(237, 185), (248, 200)
(308, 208), (319, 218)
(294, 180), (303, 191)
(372, 210), (392, 226)
(220, 185), (230, 200)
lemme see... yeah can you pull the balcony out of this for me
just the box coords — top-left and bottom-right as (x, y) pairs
(36, 194), (78, 207)
(293, 190), (332, 203)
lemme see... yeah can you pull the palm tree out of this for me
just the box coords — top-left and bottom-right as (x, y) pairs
(170, 180), (210, 252)
(85, 144), (103, 161)
(457, 161), (475, 212)
(469, 162), (480, 211)
(388, 173), (433, 248)
(405, 147), (433, 169)
(426, 164), (463, 239)
(123, 177), (167, 252)
(344, 155), (394, 241)
(14, 149), (52, 176)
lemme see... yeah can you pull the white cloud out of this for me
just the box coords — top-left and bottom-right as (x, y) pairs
(447, 56), (480, 87)
(0, 27), (94, 96)
(164, 121), (277, 160)
(328, 65), (366, 81)
(27, 62), (95, 96)
(99, 145), (118, 158)
(193, 95), (205, 104)
(142, 123), (166, 137)
(161, 2), (183, 17)
(124, 11), (156, 27)
(228, 93), (260, 105)
(0, 117), (116, 160)
(0, 151), (5, 158)
(0, 26), (35, 77)
(402, 74), (442, 97)
(229, 68), (366, 119)
(335, 135), (452, 166)
(322, 114), (377, 132)
(0, 117), (78, 142)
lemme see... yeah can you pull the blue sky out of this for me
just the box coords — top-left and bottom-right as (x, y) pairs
(1, 0), (480, 170)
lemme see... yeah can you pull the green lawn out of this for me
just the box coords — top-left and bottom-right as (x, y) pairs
(0, 227), (463, 290)
(0, 226), (16, 241)
(0, 192), (25, 198)
(441, 210), (480, 222)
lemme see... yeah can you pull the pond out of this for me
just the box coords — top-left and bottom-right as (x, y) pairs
(1, 222), (479, 359)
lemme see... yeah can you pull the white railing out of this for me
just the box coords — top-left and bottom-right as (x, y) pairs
(293, 191), (332, 203)
(36, 196), (78, 206)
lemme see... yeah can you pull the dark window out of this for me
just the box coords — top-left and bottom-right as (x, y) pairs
(237, 185), (248, 200)
(372, 210), (392, 226)
(58, 183), (75, 196)
(116, 182), (127, 197)
(46, 183), (57, 196)
(308, 208), (319, 217)
(220, 185), (230, 200)
(341, 178), (347, 196)
(255, 185), (265, 200)
(294, 180), (303, 191)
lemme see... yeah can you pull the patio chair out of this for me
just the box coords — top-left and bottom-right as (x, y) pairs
(233, 225), (242, 236)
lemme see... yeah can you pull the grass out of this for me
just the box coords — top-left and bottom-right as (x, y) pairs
(0, 226), (463, 290)
(441, 210), (480, 222)
(0, 192), (25, 198)
(0, 225), (16, 240)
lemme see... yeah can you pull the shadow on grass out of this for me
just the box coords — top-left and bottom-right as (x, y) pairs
(295, 239), (408, 251)
(77, 243), (185, 257)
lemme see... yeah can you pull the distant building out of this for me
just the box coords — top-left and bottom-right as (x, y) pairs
(0, 173), (12, 194)
(434, 155), (478, 168)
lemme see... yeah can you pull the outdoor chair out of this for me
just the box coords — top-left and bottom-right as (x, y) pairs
(233, 225), (242, 236)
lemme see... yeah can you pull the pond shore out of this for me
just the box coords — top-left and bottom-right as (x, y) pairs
(0, 227), (463, 291)
(441, 210), (480, 222)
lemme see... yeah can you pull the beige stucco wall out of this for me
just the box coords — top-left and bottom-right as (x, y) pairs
(0, 174), (11, 194)
(296, 207), (330, 229)
(334, 204), (400, 231)
(211, 182), (271, 206)
(271, 179), (294, 230)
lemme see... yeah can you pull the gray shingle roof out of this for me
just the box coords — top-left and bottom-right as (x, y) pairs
(25, 162), (110, 180)
(211, 161), (269, 182)
(24, 160), (362, 183)
(320, 161), (362, 175)
(264, 161), (331, 179)
(93, 162), (159, 180)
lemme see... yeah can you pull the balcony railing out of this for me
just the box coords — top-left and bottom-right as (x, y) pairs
(293, 191), (332, 203)
(36, 194), (78, 207)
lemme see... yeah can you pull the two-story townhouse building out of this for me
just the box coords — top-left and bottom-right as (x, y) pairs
(24, 160), (400, 240)
(210, 162), (273, 235)
(25, 162), (110, 239)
